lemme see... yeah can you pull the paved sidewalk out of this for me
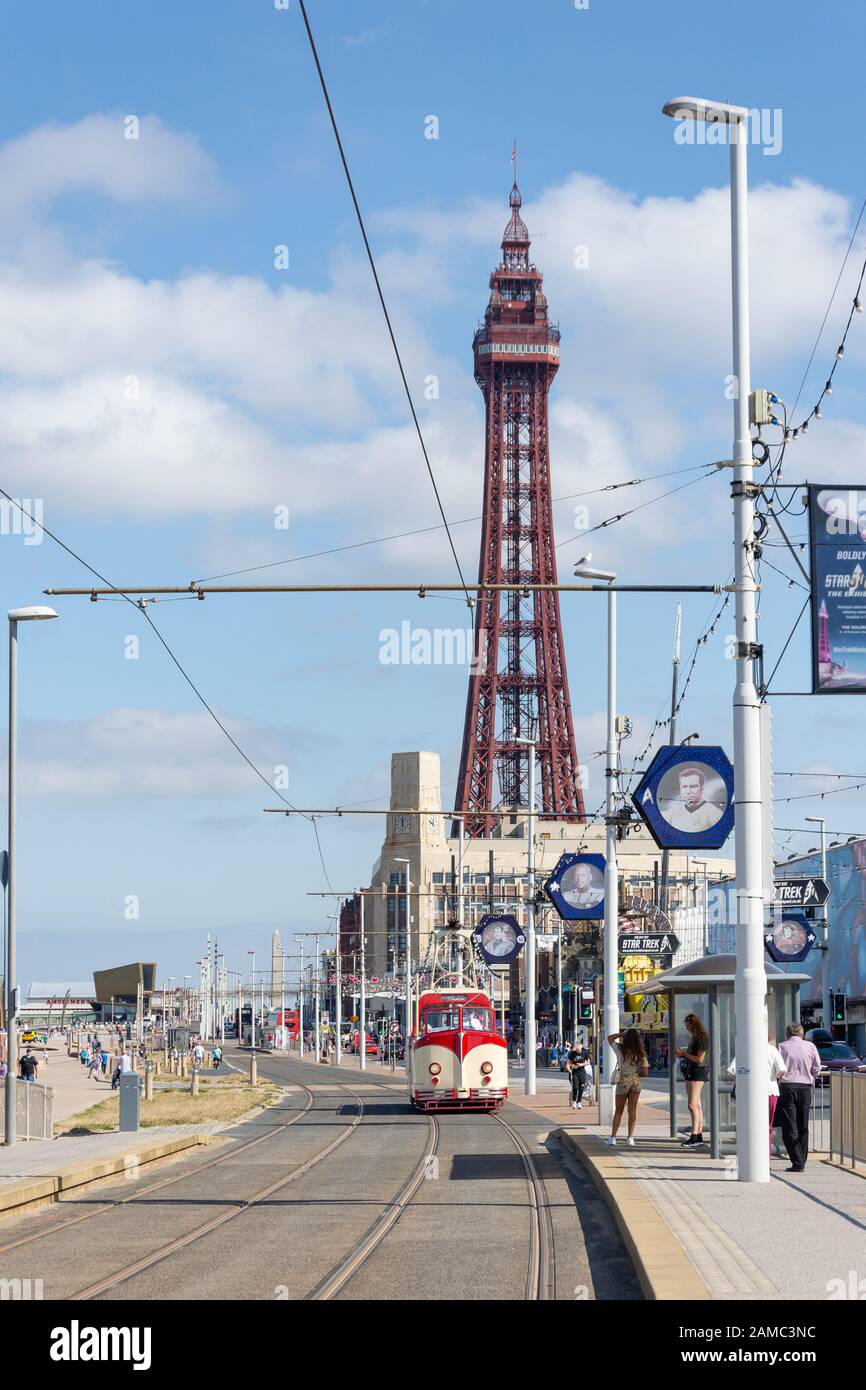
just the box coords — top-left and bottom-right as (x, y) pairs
(559, 1128), (866, 1301)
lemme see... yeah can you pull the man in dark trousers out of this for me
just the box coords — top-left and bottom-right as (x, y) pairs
(566, 1040), (591, 1110)
(777, 1023), (822, 1172)
(18, 1048), (38, 1083)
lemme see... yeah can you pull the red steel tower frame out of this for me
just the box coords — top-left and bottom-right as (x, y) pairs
(455, 178), (585, 837)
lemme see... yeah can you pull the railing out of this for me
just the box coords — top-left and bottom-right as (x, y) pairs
(0, 1081), (55, 1141)
(829, 1070), (866, 1169)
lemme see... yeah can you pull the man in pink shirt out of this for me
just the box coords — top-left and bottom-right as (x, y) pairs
(777, 1023), (823, 1172)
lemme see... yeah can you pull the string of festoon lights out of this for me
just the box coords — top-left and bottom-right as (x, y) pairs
(766, 243), (866, 442)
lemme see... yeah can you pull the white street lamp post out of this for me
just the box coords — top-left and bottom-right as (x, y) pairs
(5, 606), (58, 1147)
(247, 950), (256, 1050)
(574, 562), (618, 1119)
(663, 95), (768, 1182)
(394, 857), (412, 1057)
(515, 735), (537, 1096)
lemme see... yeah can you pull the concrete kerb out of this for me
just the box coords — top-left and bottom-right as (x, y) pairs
(556, 1129), (712, 1302)
(0, 1132), (209, 1220)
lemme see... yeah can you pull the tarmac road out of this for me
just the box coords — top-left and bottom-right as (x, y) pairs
(0, 1052), (641, 1302)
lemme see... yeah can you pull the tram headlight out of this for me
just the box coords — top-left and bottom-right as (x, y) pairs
(480, 1061), (493, 1075)
(428, 1063), (441, 1075)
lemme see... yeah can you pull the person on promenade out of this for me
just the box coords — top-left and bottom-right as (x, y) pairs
(676, 1014), (709, 1146)
(19, 1048), (38, 1084)
(566, 1040), (591, 1110)
(604, 1028), (649, 1146)
(777, 1023), (822, 1173)
(727, 1037), (787, 1154)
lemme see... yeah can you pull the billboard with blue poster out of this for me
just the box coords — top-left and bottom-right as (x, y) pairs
(810, 485), (866, 693)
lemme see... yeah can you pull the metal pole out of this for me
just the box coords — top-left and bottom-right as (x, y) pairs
(359, 893), (366, 1072)
(729, 114), (768, 1183)
(457, 818), (465, 986)
(405, 869), (411, 1054)
(525, 739), (537, 1097)
(314, 934), (320, 1063)
(335, 922), (342, 1066)
(601, 582), (620, 1124)
(5, 620), (18, 1145)
(250, 951), (256, 1049)
(659, 604), (681, 913)
(806, 817), (830, 1028)
(297, 940), (304, 1057)
(556, 919), (563, 1049)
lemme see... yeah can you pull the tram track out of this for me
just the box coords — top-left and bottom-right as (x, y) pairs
(490, 1110), (556, 1300)
(0, 1081), (318, 1260)
(257, 1056), (557, 1301)
(66, 1080), (368, 1301)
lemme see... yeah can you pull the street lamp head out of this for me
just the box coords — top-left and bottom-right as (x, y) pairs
(804, 815), (825, 825)
(8, 606), (58, 622)
(662, 96), (749, 124)
(574, 563), (616, 582)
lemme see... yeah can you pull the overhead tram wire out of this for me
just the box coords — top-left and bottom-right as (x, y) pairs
(0, 488), (335, 893)
(296, 0), (471, 610)
(192, 462), (718, 585)
(555, 466), (719, 551)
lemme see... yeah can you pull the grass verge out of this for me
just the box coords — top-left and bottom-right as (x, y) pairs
(55, 1073), (284, 1136)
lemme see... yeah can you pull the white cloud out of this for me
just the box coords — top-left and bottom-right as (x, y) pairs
(12, 707), (323, 800)
(0, 113), (218, 226)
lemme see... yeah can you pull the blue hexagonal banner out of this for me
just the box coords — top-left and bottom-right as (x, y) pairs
(631, 744), (734, 850)
(543, 852), (606, 921)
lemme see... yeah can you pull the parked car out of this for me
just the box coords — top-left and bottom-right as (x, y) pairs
(21, 1030), (47, 1045)
(350, 1030), (378, 1056)
(815, 1040), (866, 1084)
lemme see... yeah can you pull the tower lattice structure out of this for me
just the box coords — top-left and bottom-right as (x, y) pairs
(455, 177), (585, 838)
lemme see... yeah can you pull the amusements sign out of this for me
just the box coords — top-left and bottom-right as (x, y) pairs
(810, 485), (866, 693)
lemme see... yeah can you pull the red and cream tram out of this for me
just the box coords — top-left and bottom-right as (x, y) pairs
(408, 988), (508, 1111)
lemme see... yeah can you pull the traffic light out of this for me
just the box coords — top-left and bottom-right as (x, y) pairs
(579, 988), (594, 1021)
(833, 992), (847, 1025)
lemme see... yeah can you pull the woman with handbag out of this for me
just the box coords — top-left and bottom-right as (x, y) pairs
(676, 1013), (709, 1146)
(604, 1028), (649, 1146)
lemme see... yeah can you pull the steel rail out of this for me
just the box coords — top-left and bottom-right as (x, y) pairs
(0, 1082), (316, 1259)
(65, 1082), (367, 1301)
(490, 1110), (555, 1300)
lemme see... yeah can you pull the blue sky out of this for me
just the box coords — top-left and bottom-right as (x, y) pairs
(3, 0), (866, 989)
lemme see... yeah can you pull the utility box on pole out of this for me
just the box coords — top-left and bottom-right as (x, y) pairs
(118, 1072), (141, 1133)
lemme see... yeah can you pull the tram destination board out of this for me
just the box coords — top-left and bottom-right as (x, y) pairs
(773, 877), (830, 908)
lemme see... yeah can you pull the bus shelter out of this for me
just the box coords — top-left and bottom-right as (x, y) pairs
(639, 954), (810, 1159)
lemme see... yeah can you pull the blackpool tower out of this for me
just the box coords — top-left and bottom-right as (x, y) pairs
(454, 175), (585, 837)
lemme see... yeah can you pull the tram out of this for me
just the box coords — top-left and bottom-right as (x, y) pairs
(408, 987), (508, 1111)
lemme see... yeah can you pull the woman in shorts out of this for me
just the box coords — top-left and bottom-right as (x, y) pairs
(604, 1027), (649, 1147)
(676, 1013), (709, 1145)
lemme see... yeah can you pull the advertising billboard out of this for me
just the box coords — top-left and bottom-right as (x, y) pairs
(809, 485), (866, 692)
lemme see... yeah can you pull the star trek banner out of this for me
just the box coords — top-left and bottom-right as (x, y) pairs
(809, 485), (866, 693)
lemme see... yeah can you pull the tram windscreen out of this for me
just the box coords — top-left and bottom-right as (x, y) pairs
(424, 1009), (458, 1032)
(462, 1007), (493, 1032)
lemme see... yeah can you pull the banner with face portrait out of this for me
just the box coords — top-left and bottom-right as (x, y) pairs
(809, 486), (866, 693)
(544, 853), (606, 921)
(632, 745), (734, 850)
(474, 914), (525, 968)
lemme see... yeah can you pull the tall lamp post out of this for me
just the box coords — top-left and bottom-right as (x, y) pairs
(514, 733), (538, 1096)
(5, 606), (58, 1147)
(662, 95), (767, 1182)
(574, 561), (618, 1122)
(247, 950), (256, 1050)
(393, 857), (412, 1053)
(294, 937), (304, 1057)
(804, 816), (831, 1028)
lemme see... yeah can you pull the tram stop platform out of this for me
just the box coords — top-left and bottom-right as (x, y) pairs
(556, 1128), (866, 1302)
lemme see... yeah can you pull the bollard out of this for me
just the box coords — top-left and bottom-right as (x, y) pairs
(191, 1067), (200, 1097)
(249, 1052), (257, 1087)
(144, 1062), (154, 1101)
(180, 1054), (187, 1078)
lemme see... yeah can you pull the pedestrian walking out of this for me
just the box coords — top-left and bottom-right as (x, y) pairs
(19, 1048), (38, 1083)
(88, 1050), (101, 1081)
(604, 1028), (648, 1145)
(676, 1013), (709, 1146)
(777, 1023), (822, 1173)
(566, 1040), (591, 1110)
(193, 1041), (205, 1067)
(100, 1047), (109, 1075)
